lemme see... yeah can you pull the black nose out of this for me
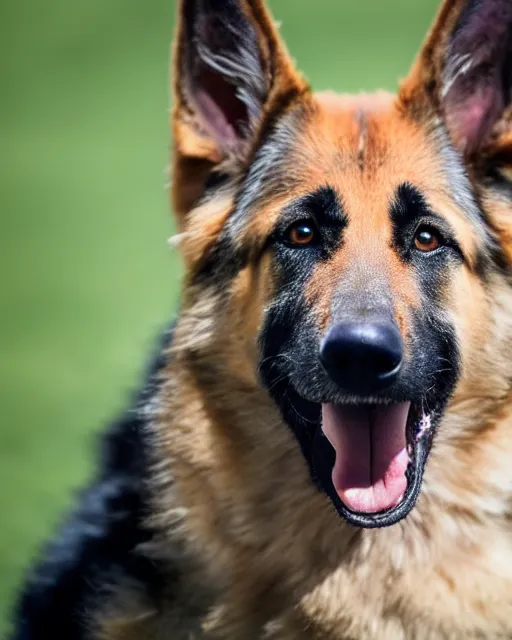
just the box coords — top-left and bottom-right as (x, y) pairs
(320, 321), (403, 394)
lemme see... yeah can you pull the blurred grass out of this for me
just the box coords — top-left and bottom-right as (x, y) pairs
(0, 0), (438, 633)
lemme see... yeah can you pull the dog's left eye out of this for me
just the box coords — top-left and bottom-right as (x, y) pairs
(414, 226), (442, 252)
(283, 220), (318, 247)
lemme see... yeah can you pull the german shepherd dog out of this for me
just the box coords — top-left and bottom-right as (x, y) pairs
(12, 0), (512, 638)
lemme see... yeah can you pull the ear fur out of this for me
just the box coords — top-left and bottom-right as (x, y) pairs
(401, 0), (512, 159)
(171, 0), (308, 220)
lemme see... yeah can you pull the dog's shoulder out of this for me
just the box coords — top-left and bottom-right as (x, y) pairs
(10, 327), (191, 640)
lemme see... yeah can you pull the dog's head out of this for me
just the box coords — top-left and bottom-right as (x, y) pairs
(171, 0), (512, 528)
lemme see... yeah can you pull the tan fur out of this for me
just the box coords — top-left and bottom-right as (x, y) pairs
(147, 100), (512, 640)
(95, 0), (512, 638)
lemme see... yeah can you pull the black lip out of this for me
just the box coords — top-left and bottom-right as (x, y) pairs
(258, 345), (445, 528)
(311, 403), (434, 528)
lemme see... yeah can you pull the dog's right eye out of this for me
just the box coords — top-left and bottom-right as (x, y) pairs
(283, 220), (318, 247)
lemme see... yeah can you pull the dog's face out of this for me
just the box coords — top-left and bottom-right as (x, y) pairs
(172, 0), (512, 528)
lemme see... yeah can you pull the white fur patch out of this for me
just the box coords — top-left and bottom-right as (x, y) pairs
(442, 53), (474, 98)
(416, 413), (432, 441)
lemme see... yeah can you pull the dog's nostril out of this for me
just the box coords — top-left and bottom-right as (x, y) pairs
(320, 321), (403, 393)
(373, 352), (400, 377)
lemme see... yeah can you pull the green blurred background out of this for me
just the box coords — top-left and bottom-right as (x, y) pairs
(1, 0), (438, 633)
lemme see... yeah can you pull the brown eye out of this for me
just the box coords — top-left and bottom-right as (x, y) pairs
(286, 222), (316, 246)
(414, 226), (441, 252)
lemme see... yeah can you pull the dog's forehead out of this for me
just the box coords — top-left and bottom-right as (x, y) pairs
(284, 92), (471, 212)
(232, 90), (485, 250)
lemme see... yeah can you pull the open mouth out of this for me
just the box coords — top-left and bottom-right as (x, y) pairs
(313, 400), (434, 528)
(258, 316), (454, 528)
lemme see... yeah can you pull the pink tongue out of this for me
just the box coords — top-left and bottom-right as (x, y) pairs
(322, 402), (410, 514)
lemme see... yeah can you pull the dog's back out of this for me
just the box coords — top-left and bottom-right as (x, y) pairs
(11, 332), (170, 639)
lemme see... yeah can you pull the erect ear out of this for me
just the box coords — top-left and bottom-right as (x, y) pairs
(171, 0), (308, 220)
(401, 0), (512, 159)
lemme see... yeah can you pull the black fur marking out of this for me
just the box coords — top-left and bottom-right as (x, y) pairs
(259, 186), (347, 478)
(191, 228), (251, 286)
(259, 297), (321, 480)
(260, 182), (463, 528)
(203, 170), (232, 195)
(390, 183), (431, 227)
(390, 182), (464, 274)
(10, 329), (174, 640)
(259, 187), (347, 482)
(272, 186), (347, 262)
